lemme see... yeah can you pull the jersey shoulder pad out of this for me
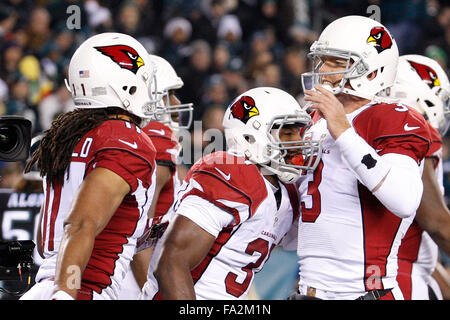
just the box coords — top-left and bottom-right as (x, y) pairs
(352, 103), (431, 161)
(78, 122), (156, 193)
(143, 121), (176, 141)
(185, 151), (268, 217)
(88, 120), (157, 164)
(353, 103), (431, 142)
(144, 122), (179, 163)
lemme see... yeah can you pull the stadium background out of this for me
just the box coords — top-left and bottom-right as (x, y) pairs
(0, 0), (448, 299)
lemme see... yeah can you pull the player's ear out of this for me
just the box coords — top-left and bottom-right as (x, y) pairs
(367, 70), (378, 80)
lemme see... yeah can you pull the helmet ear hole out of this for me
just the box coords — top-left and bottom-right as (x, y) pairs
(244, 135), (255, 144)
(129, 86), (137, 95)
(424, 100), (434, 107)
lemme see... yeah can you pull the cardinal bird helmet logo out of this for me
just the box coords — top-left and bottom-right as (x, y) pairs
(367, 26), (393, 53)
(230, 96), (259, 124)
(408, 60), (440, 89)
(94, 45), (145, 74)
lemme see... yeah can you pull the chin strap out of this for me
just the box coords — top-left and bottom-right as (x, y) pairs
(259, 163), (300, 184)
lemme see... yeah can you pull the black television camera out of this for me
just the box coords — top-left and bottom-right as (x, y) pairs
(0, 116), (32, 162)
(0, 240), (35, 281)
(0, 116), (34, 297)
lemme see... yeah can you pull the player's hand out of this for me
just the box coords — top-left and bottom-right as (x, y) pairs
(136, 221), (169, 253)
(304, 85), (350, 140)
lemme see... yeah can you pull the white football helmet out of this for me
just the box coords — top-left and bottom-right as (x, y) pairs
(148, 54), (193, 130)
(65, 32), (161, 127)
(388, 55), (450, 135)
(301, 15), (399, 101)
(223, 87), (323, 183)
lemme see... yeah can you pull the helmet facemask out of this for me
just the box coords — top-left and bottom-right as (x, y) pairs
(152, 87), (194, 131)
(301, 45), (373, 100)
(147, 54), (194, 131)
(259, 113), (323, 183)
(434, 86), (450, 135)
(145, 70), (161, 115)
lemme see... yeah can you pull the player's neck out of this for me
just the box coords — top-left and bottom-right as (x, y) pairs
(257, 165), (277, 186)
(262, 173), (280, 189)
(337, 93), (371, 114)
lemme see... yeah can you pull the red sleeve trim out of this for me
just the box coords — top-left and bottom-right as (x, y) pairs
(181, 188), (241, 227)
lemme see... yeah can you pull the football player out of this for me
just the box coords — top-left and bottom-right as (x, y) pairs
(20, 32), (160, 300)
(118, 54), (193, 299)
(142, 87), (322, 299)
(388, 54), (450, 300)
(296, 16), (431, 300)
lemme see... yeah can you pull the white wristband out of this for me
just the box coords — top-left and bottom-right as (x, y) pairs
(335, 127), (391, 191)
(51, 290), (75, 300)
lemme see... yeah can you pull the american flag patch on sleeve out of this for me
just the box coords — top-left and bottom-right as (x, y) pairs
(79, 70), (90, 78)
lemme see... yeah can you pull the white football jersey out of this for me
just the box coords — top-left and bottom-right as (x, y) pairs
(297, 102), (431, 294)
(141, 151), (300, 300)
(33, 120), (156, 300)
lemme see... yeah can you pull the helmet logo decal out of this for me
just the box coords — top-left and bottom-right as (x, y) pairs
(230, 96), (259, 124)
(367, 27), (393, 53)
(408, 60), (440, 88)
(95, 45), (145, 74)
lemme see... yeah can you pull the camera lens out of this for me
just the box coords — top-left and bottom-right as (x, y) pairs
(0, 126), (19, 153)
(0, 117), (31, 161)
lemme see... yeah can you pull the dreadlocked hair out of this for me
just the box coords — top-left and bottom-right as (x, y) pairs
(25, 107), (142, 187)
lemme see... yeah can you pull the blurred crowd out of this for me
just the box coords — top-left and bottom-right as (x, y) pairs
(0, 0), (449, 190)
(0, 0), (449, 297)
